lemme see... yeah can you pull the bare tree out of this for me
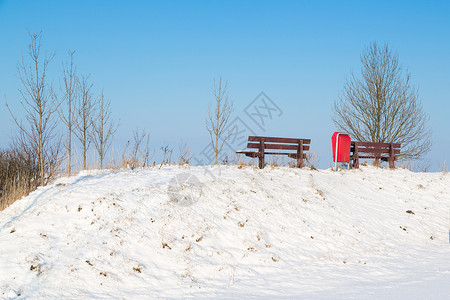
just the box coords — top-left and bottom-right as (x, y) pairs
(6, 31), (60, 186)
(74, 75), (95, 170)
(333, 42), (431, 160)
(121, 128), (151, 168)
(91, 90), (118, 169)
(160, 143), (173, 166)
(130, 128), (151, 167)
(178, 141), (191, 165)
(206, 78), (233, 165)
(59, 50), (78, 175)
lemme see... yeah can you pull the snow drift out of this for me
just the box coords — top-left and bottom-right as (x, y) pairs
(1, 166), (449, 299)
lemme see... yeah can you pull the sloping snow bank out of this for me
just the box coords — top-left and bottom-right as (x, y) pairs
(0, 166), (449, 299)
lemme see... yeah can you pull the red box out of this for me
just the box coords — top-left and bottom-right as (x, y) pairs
(332, 132), (351, 163)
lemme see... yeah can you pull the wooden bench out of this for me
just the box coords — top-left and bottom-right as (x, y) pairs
(236, 136), (311, 169)
(350, 141), (401, 169)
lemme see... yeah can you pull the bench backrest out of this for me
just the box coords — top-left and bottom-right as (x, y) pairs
(351, 141), (401, 155)
(247, 136), (310, 152)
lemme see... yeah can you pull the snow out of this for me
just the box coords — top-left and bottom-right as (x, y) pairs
(1, 165), (449, 298)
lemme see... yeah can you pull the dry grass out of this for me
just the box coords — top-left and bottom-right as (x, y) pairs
(118, 128), (152, 169)
(0, 182), (33, 211)
(178, 142), (192, 165)
(0, 148), (40, 211)
(371, 159), (382, 168)
(231, 154), (255, 168)
(305, 151), (320, 170)
(398, 158), (434, 172)
(440, 160), (447, 174)
(233, 151), (319, 169)
(236, 160), (254, 169)
(267, 156), (283, 167)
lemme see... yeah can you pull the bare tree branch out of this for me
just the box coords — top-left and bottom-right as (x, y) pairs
(74, 75), (96, 170)
(58, 50), (79, 175)
(6, 31), (60, 186)
(91, 90), (118, 169)
(205, 77), (233, 165)
(333, 42), (432, 161)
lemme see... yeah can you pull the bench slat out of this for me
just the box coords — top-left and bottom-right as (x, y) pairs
(236, 151), (306, 159)
(248, 136), (311, 144)
(351, 141), (401, 148)
(351, 148), (400, 154)
(265, 152), (306, 157)
(352, 155), (389, 159)
(247, 143), (310, 151)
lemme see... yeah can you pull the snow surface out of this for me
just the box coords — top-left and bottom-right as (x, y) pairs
(0, 165), (449, 299)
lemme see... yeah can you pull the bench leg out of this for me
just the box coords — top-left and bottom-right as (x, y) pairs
(297, 140), (304, 168)
(296, 157), (302, 168)
(258, 139), (265, 169)
(389, 143), (395, 168)
(354, 142), (359, 168)
(354, 157), (359, 168)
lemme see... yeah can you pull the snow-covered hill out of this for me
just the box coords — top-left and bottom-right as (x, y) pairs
(1, 166), (449, 299)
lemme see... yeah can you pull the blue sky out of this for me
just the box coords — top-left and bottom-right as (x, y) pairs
(0, 0), (449, 170)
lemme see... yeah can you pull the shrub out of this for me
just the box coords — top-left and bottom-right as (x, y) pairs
(0, 146), (39, 210)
